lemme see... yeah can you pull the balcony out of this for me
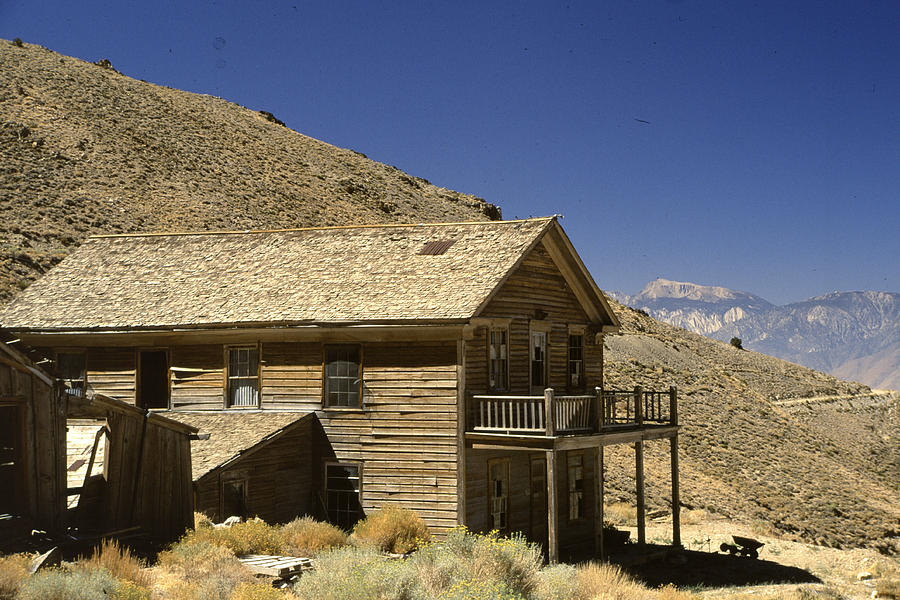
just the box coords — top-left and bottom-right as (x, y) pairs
(467, 386), (677, 438)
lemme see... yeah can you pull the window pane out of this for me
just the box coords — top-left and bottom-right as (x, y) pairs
(325, 346), (361, 407)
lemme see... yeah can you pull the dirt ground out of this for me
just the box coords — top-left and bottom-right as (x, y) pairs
(616, 516), (899, 599)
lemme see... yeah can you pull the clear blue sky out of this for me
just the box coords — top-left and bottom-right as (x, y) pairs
(2, 1), (898, 304)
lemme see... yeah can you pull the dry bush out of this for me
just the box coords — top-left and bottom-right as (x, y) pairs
(878, 577), (900, 600)
(80, 538), (151, 588)
(352, 505), (431, 554)
(604, 502), (637, 526)
(16, 565), (122, 600)
(291, 546), (412, 600)
(230, 581), (296, 599)
(438, 579), (525, 599)
(195, 511), (214, 529)
(679, 508), (710, 525)
(281, 516), (348, 556)
(182, 518), (284, 555)
(575, 562), (651, 600)
(156, 538), (254, 596)
(0, 553), (32, 600)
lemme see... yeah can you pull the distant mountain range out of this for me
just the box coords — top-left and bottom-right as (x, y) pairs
(612, 279), (900, 390)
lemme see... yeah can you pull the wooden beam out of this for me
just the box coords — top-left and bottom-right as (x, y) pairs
(635, 441), (645, 546)
(544, 388), (555, 437)
(552, 425), (679, 451)
(546, 449), (558, 563)
(671, 434), (681, 548)
(594, 445), (604, 560)
(456, 339), (467, 527)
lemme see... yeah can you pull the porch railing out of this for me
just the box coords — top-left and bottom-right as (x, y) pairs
(469, 386), (676, 436)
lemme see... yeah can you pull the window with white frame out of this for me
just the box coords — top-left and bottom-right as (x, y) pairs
(227, 347), (259, 407)
(530, 330), (547, 392)
(567, 334), (584, 392)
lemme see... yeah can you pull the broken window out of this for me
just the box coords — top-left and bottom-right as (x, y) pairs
(567, 334), (584, 392)
(326, 463), (361, 529)
(138, 350), (169, 409)
(489, 458), (510, 532)
(530, 330), (547, 392)
(488, 328), (508, 392)
(567, 452), (585, 521)
(57, 352), (86, 397)
(222, 479), (248, 520)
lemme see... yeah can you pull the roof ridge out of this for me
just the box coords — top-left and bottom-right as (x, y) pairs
(90, 216), (558, 239)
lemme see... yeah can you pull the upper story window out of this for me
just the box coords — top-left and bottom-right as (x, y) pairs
(488, 328), (508, 392)
(324, 345), (362, 408)
(530, 329), (548, 393)
(227, 347), (259, 407)
(57, 352), (86, 397)
(567, 334), (584, 392)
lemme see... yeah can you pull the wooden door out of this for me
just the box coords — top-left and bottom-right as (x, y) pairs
(529, 455), (548, 550)
(138, 351), (169, 409)
(0, 405), (23, 515)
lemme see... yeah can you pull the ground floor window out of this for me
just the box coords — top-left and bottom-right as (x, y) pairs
(222, 478), (248, 520)
(567, 451), (585, 521)
(488, 458), (510, 532)
(326, 462), (362, 530)
(57, 352), (86, 397)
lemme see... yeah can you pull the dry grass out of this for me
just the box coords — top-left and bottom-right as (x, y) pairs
(352, 504), (431, 554)
(182, 518), (284, 555)
(230, 581), (297, 599)
(0, 553), (32, 600)
(79, 538), (151, 589)
(281, 516), (348, 556)
(604, 502), (638, 526)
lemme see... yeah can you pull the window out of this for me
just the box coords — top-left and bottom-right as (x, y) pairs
(57, 352), (86, 397)
(227, 347), (259, 407)
(567, 452), (585, 521)
(324, 345), (362, 408)
(138, 350), (169, 409)
(530, 330), (547, 392)
(567, 334), (584, 392)
(488, 458), (510, 532)
(488, 328), (508, 391)
(326, 462), (362, 529)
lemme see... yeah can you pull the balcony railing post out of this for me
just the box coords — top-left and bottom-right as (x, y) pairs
(594, 386), (603, 432)
(634, 386), (643, 426)
(669, 385), (678, 426)
(544, 388), (555, 436)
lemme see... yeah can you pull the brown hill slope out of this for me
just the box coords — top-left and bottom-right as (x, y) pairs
(0, 40), (498, 302)
(603, 301), (900, 553)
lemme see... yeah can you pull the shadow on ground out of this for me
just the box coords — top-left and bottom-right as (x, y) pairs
(615, 545), (821, 588)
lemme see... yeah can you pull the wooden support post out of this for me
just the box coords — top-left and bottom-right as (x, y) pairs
(669, 385), (678, 426)
(544, 388), (556, 437)
(594, 445), (605, 560)
(546, 449), (558, 563)
(670, 433), (681, 548)
(634, 386), (643, 426)
(594, 386), (602, 431)
(635, 440), (645, 546)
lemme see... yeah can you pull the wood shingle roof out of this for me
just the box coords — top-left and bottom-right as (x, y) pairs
(0, 218), (557, 331)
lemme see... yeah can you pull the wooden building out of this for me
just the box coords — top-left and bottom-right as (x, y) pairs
(0, 217), (680, 560)
(0, 335), (196, 547)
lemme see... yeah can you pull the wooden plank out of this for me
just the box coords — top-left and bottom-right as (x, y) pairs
(634, 440), (645, 546)
(546, 449), (558, 563)
(670, 434), (681, 548)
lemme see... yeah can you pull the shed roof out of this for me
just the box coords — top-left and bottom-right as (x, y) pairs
(0, 218), (557, 331)
(164, 411), (312, 481)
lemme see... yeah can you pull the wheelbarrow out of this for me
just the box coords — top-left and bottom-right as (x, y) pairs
(720, 535), (764, 558)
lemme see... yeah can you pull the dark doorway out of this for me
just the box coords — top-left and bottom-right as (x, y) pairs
(0, 405), (23, 515)
(138, 351), (169, 409)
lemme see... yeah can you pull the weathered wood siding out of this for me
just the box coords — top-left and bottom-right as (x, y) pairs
(317, 342), (460, 532)
(0, 354), (66, 534)
(87, 348), (136, 403)
(467, 240), (601, 395)
(195, 417), (315, 524)
(171, 345), (225, 410)
(466, 448), (597, 555)
(260, 343), (321, 411)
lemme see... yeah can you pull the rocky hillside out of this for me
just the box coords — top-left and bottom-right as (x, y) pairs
(619, 279), (900, 390)
(0, 40), (499, 303)
(602, 299), (900, 554)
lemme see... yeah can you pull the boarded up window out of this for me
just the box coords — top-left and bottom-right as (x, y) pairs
(228, 347), (259, 407)
(324, 345), (361, 408)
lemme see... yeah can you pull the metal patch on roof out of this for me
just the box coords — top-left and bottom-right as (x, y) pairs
(418, 240), (456, 255)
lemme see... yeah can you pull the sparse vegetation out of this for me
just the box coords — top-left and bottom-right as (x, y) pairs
(12, 38), (23, 47)
(0, 552), (32, 599)
(80, 538), (151, 588)
(281, 516), (348, 556)
(352, 504), (431, 554)
(730, 337), (744, 349)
